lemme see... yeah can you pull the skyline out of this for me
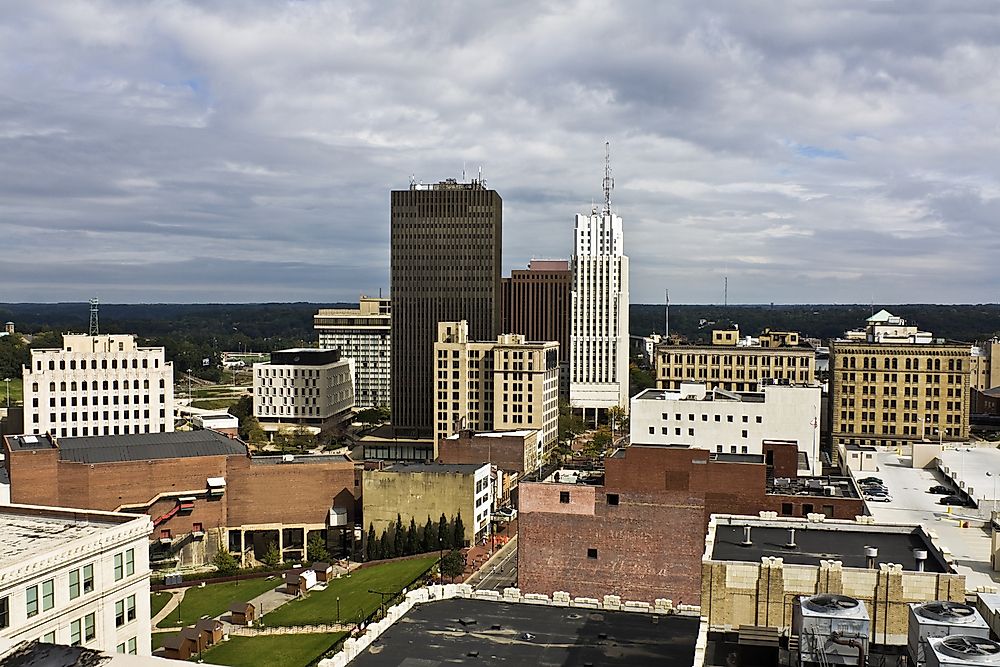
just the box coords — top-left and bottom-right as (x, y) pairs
(2, 2), (1000, 304)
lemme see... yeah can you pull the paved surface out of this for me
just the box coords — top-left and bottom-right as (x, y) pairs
(348, 598), (699, 666)
(866, 451), (998, 590)
(469, 536), (518, 591)
(938, 447), (1000, 512)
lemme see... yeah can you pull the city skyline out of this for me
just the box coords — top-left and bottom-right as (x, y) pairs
(2, 2), (1000, 304)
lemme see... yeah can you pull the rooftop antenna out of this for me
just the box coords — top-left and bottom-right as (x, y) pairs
(409, 173), (416, 187)
(462, 161), (467, 181)
(89, 297), (99, 336)
(602, 141), (614, 215)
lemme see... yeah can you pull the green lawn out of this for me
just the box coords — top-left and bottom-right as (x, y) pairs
(3, 378), (22, 406)
(200, 633), (345, 667)
(150, 591), (173, 618)
(151, 631), (178, 651)
(191, 398), (239, 410)
(265, 556), (436, 627)
(157, 577), (279, 628)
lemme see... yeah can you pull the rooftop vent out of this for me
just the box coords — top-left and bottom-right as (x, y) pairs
(936, 635), (1000, 661)
(804, 594), (860, 614)
(918, 602), (978, 624)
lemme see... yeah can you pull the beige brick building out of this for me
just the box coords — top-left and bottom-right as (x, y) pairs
(829, 337), (970, 450)
(434, 321), (559, 461)
(971, 339), (1000, 391)
(655, 327), (815, 392)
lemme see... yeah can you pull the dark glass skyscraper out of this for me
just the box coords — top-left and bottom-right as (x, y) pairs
(390, 179), (502, 433)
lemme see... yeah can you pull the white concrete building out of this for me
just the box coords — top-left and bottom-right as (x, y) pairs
(630, 381), (823, 475)
(314, 297), (391, 409)
(0, 504), (153, 656)
(253, 348), (354, 436)
(569, 151), (630, 417)
(23, 334), (174, 438)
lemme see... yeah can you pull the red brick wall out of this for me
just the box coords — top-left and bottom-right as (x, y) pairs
(762, 440), (800, 478)
(438, 433), (527, 474)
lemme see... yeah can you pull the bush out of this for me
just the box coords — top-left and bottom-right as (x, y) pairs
(440, 550), (465, 582)
(212, 550), (239, 577)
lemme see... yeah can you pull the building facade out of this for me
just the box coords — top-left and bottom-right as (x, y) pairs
(362, 463), (492, 545)
(22, 334), (174, 438)
(253, 348), (354, 435)
(501, 260), (571, 372)
(829, 313), (970, 450)
(433, 321), (559, 461)
(630, 382), (823, 475)
(971, 338), (1000, 392)
(655, 327), (816, 393)
(314, 297), (391, 409)
(438, 429), (541, 476)
(390, 179), (502, 433)
(569, 187), (630, 415)
(0, 504), (153, 656)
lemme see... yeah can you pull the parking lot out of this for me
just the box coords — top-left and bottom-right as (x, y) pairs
(864, 450), (997, 590)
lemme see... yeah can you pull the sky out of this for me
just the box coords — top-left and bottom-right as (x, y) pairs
(1, 1), (999, 304)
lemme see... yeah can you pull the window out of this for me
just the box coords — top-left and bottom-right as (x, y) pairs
(117, 642), (126, 654)
(42, 631), (55, 643)
(69, 569), (80, 599)
(0, 596), (8, 629)
(780, 503), (793, 516)
(26, 585), (38, 617)
(559, 491), (570, 504)
(116, 600), (126, 627)
(607, 493), (619, 506)
(84, 612), (96, 641)
(42, 579), (54, 611)
(127, 637), (137, 655)
(587, 548), (598, 559)
(71, 619), (82, 646)
(83, 564), (94, 593)
(114, 553), (124, 580)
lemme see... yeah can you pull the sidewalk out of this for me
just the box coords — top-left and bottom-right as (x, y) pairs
(465, 535), (518, 588)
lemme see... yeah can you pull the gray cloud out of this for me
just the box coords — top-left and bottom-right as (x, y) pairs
(1, 0), (999, 304)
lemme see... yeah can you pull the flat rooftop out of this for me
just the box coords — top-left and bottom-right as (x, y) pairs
(937, 447), (1000, 504)
(0, 506), (130, 570)
(268, 348), (342, 366)
(57, 430), (247, 464)
(348, 598), (699, 666)
(767, 476), (861, 499)
(376, 462), (486, 475)
(252, 453), (352, 465)
(540, 468), (606, 485)
(709, 517), (948, 572)
(445, 429), (537, 439)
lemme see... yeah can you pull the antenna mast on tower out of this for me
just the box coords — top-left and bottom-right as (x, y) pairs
(89, 298), (99, 336)
(602, 141), (614, 215)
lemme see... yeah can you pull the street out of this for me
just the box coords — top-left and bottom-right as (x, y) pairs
(469, 536), (518, 591)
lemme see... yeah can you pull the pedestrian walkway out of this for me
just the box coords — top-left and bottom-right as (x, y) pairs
(151, 589), (185, 629)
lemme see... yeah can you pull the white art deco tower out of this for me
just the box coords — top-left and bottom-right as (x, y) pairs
(569, 144), (630, 417)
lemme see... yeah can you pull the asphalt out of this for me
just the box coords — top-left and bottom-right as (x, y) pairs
(348, 598), (700, 666)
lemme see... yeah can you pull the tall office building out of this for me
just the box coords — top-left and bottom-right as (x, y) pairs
(501, 260), (571, 390)
(390, 178), (502, 433)
(314, 297), (391, 409)
(569, 146), (630, 416)
(23, 334), (174, 438)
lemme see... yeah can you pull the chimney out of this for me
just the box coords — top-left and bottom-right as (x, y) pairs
(741, 526), (753, 546)
(914, 549), (928, 572)
(865, 546), (878, 569)
(785, 528), (797, 549)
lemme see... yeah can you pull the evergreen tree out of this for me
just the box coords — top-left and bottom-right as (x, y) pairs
(405, 518), (418, 555)
(262, 542), (281, 568)
(366, 524), (377, 561)
(439, 514), (452, 550)
(384, 525), (397, 558)
(393, 514), (405, 557)
(453, 513), (466, 548)
(440, 550), (465, 582)
(212, 549), (239, 577)
(422, 517), (435, 553)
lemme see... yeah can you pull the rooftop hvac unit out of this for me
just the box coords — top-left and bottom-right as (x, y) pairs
(926, 635), (1000, 667)
(792, 594), (870, 666)
(910, 603), (991, 666)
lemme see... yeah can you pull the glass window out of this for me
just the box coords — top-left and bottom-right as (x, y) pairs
(83, 564), (94, 593)
(84, 612), (96, 641)
(125, 549), (134, 577)
(71, 619), (82, 646)
(42, 631), (55, 643)
(42, 579), (54, 611)
(116, 642), (126, 654)
(115, 600), (125, 627)
(69, 569), (80, 599)
(114, 553), (124, 581)
(127, 595), (136, 622)
(127, 637), (137, 655)
(26, 585), (38, 617)
(0, 596), (8, 629)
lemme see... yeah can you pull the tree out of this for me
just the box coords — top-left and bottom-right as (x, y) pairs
(438, 514), (452, 550)
(366, 524), (378, 561)
(213, 549), (239, 577)
(393, 514), (405, 557)
(558, 400), (587, 443)
(244, 417), (265, 445)
(261, 542), (281, 568)
(608, 405), (628, 438)
(452, 513), (465, 548)
(405, 518), (418, 556)
(384, 524), (398, 559)
(440, 550), (465, 582)
(307, 532), (330, 563)
(585, 429), (613, 458)
(421, 517), (436, 553)
(356, 406), (390, 430)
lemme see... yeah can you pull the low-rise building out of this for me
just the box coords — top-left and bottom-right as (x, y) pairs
(517, 444), (864, 606)
(630, 382), (822, 475)
(0, 504), (153, 655)
(22, 333), (174, 438)
(701, 513), (964, 646)
(438, 429), (541, 476)
(253, 348), (354, 437)
(191, 412), (239, 437)
(655, 327), (816, 393)
(362, 462), (492, 546)
(2, 431), (357, 568)
(314, 297), (391, 409)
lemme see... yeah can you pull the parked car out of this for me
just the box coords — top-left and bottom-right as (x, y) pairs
(858, 476), (884, 485)
(939, 495), (967, 506)
(865, 490), (890, 498)
(928, 485), (952, 495)
(861, 484), (889, 494)
(864, 494), (892, 503)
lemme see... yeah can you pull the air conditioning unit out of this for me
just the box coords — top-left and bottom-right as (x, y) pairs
(792, 594), (870, 666)
(926, 635), (1000, 667)
(909, 602), (990, 666)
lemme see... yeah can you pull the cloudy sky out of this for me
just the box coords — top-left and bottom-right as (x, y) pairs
(1, 1), (999, 304)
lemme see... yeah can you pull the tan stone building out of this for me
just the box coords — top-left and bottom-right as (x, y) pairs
(829, 314), (970, 450)
(434, 321), (559, 461)
(655, 327), (815, 392)
(971, 338), (1000, 391)
(701, 513), (965, 646)
(362, 462), (491, 546)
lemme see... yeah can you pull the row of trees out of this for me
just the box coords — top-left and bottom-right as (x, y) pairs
(364, 513), (465, 562)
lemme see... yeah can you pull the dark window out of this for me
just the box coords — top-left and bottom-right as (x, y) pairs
(587, 548), (598, 559)
(0, 596), (8, 629)
(606, 494), (619, 506)
(802, 503), (814, 516)
(559, 491), (570, 504)
(780, 503), (793, 516)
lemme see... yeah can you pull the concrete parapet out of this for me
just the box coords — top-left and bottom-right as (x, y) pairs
(502, 587), (521, 601)
(806, 513), (826, 522)
(522, 593), (551, 604)
(855, 515), (876, 524)
(552, 591), (571, 605)
(603, 595), (622, 610)
(572, 597), (600, 609)
(677, 604), (701, 614)
(758, 511), (778, 520)
(654, 598), (674, 614)
(622, 600), (652, 613)
(473, 590), (502, 601)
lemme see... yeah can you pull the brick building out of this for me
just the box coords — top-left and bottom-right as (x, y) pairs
(517, 444), (864, 605)
(2, 431), (357, 568)
(438, 429), (540, 475)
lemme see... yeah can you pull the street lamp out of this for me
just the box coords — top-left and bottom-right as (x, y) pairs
(336, 596), (341, 624)
(368, 589), (391, 620)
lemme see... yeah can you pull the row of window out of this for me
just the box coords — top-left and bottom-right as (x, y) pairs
(661, 412), (763, 424)
(34, 379), (166, 392)
(660, 354), (812, 367)
(0, 563), (95, 631)
(34, 357), (161, 371)
(838, 356), (964, 371)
